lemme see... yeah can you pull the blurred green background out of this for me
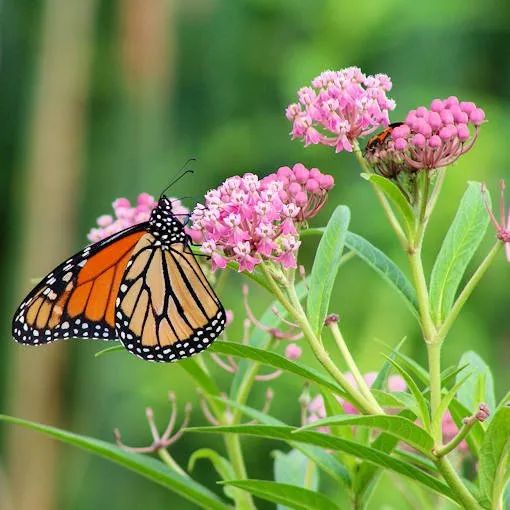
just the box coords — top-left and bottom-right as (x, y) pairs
(1, 1), (509, 509)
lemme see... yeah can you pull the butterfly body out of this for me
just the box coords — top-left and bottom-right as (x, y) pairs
(12, 195), (226, 362)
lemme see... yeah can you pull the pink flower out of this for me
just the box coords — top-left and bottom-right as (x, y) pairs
(286, 67), (396, 153)
(285, 343), (302, 361)
(483, 181), (510, 261)
(186, 167), (333, 273)
(390, 96), (486, 170)
(87, 193), (188, 242)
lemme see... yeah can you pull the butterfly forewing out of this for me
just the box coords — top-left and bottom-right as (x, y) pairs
(12, 225), (147, 345)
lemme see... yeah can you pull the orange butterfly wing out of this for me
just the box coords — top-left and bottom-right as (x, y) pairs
(12, 225), (146, 344)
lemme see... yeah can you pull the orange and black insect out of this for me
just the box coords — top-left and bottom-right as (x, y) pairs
(365, 122), (403, 154)
(12, 190), (226, 363)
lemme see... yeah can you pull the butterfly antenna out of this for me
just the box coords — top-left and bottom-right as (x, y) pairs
(160, 158), (196, 198)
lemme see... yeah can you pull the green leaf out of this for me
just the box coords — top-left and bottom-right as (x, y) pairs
(210, 342), (347, 397)
(384, 357), (430, 430)
(221, 480), (341, 510)
(188, 425), (454, 501)
(429, 182), (490, 323)
(344, 232), (418, 316)
(298, 415), (434, 455)
(188, 449), (236, 501)
(456, 351), (496, 417)
(210, 395), (351, 487)
(371, 389), (418, 414)
(0, 415), (230, 510)
(361, 173), (415, 236)
(302, 230), (418, 317)
(479, 406), (510, 507)
(307, 205), (350, 335)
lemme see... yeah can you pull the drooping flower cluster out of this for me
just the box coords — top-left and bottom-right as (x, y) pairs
(87, 192), (188, 243)
(286, 67), (396, 153)
(186, 165), (334, 272)
(390, 97), (486, 170)
(483, 180), (510, 262)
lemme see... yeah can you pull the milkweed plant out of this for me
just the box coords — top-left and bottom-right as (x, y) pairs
(2, 66), (510, 510)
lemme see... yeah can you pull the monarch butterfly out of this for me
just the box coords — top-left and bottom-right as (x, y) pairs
(11, 193), (226, 362)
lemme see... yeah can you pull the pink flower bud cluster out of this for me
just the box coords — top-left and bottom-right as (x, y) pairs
(286, 67), (396, 153)
(391, 96), (486, 169)
(262, 164), (334, 221)
(87, 193), (188, 243)
(186, 165), (333, 272)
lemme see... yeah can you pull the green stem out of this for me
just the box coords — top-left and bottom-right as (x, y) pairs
(435, 417), (477, 458)
(259, 263), (382, 415)
(427, 342), (442, 440)
(437, 241), (502, 342)
(158, 448), (188, 477)
(435, 457), (482, 509)
(224, 434), (256, 510)
(353, 141), (408, 248)
(328, 321), (382, 411)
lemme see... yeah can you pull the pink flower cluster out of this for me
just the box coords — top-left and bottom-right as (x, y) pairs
(391, 96), (486, 169)
(87, 193), (188, 243)
(186, 165), (334, 272)
(286, 67), (396, 153)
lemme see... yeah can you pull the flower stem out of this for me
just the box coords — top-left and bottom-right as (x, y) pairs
(435, 456), (482, 509)
(259, 263), (383, 415)
(435, 418), (477, 458)
(158, 448), (188, 477)
(328, 321), (381, 411)
(427, 341), (442, 440)
(437, 241), (502, 342)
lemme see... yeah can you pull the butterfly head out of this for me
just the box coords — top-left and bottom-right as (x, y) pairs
(148, 195), (187, 246)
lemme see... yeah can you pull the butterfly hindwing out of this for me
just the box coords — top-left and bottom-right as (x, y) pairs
(12, 224), (147, 345)
(114, 233), (226, 362)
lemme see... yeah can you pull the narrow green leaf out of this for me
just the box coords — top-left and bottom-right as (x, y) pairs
(384, 357), (430, 430)
(0, 415), (230, 510)
(372, 337), (407, 391)
(456, 351), (496, 417)
(298, 415), (434, 455)
(302, 230), (418, 317)
(344, 232), (418, 316)
(429, 182), (490, 322)
(211, 342), (347, 397)
(307, 205), (350, 335)
(189, 425), (454, 501)
(432, 374), (472, 436)
(370, 389), (418, 414)
(362, 173), (415, 236)
(478, 406), (510, 507)
(221, 480), (341, 510)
